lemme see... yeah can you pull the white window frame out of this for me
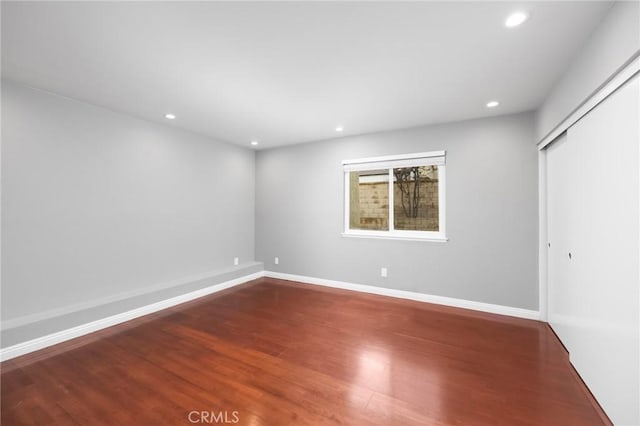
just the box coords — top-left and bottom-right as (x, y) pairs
(342, 151), (447, 242)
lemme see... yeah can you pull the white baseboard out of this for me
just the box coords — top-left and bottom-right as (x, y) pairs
(1, 270), (540, 362)
(265, 271), (540, 321)
(0, 271), (265, 362)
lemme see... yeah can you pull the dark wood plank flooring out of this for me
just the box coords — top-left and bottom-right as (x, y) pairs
(1, 277), (605, 425)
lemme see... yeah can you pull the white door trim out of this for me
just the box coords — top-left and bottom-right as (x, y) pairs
(538, 55), (640, 150)
(538, 149), (548, 321)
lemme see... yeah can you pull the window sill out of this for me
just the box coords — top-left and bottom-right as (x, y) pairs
(341, 231), (448, 242)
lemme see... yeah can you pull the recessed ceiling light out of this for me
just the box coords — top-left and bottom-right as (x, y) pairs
(505, 11), (529, 28)
(486, 101), (500, 108)
(250, 140), (259, 146)
(335, 126), (344, 132)
(164, 113), (176, 120)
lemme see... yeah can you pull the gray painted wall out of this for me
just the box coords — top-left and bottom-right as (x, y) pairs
(1, 80), (256, 329)
(536, 1), (640, 141)
(256, 112), (538, 310)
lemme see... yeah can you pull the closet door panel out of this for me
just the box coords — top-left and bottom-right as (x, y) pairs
(566, 76), (639, 426)
(546, 133), (578, 352)
(547, 75), (639, 425)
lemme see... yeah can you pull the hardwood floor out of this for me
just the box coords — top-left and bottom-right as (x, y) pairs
(1, 277), (606, 425)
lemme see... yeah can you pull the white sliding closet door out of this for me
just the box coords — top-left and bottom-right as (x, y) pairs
(546, 75), (639, 425)
(547, 133), (577, 349)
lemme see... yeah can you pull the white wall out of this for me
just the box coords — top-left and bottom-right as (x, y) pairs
(256, 112), (539, 310)
(536, 1), (640, 141)
(1, 80), (256, 332)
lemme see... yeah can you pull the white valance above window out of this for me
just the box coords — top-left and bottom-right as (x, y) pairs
(342, 151), (446, 172)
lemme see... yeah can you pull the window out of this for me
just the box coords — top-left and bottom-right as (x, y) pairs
(343, 151), (446, 241)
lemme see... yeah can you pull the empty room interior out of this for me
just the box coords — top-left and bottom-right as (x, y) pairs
(1, 1), (639, 425)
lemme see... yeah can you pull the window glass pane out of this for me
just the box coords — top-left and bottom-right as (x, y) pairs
(393, 166), (439, 231)
(349, 170), (389, 231)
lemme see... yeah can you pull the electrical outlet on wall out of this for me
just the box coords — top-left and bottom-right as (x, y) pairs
(381, 267), (388, 278)
(275, 257), (279, 265)
(234, 257), (239, 266)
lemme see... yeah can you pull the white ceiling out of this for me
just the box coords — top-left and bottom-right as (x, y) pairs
(2, 1), (612, 149)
